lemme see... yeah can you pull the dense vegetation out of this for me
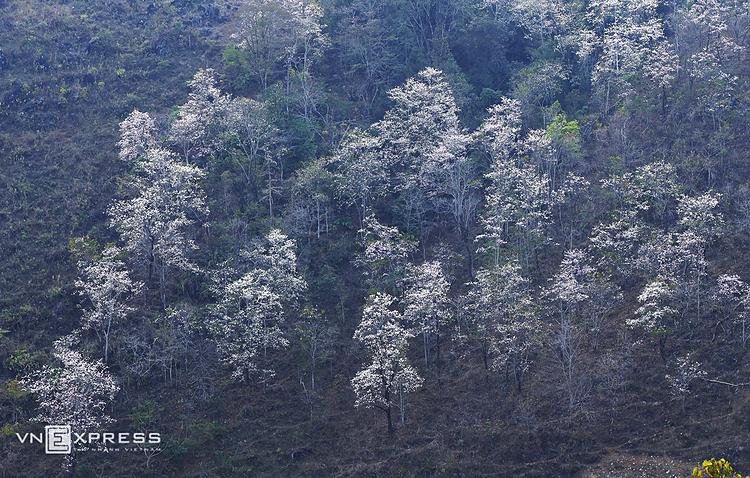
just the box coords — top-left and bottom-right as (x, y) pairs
(1, 0), (749, 476)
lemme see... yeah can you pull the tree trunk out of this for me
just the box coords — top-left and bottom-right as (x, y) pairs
(159, 264), (167, 309)
(658, 335), (667, 363)
(514, 367), (522, 394)
(399, 385), (405, 425)
(482, 340), (489, 370)
(383, 383), (394, 433)
(104, 318), (111, 363)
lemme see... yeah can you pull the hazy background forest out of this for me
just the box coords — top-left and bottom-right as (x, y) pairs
(1, 0), (749, 476)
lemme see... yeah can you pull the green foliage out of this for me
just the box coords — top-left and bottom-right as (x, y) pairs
(4, 348), (44, 373)
(165, 419), (228, 463)
(694, 458), (743, 478)
(546, 112), (581, 153)
(222, 45), (254, 91)
(68, 236), (101, 260)
(1, 422), (19, 437)
(479, 88), (504, 109)
(0, 379), (29, 401)
(130, 400), (158, 428)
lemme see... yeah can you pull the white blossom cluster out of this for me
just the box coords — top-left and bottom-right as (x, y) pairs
(22, 336), (119, 434)
(210, 230), (307, 381)
(351, 293), (423, 420)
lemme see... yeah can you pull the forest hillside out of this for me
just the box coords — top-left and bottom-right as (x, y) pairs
(1, 0), (749, 476)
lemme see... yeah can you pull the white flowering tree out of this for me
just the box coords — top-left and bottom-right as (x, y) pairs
(210, 230), (306, 381)
(593, 163), (675, 291)
(75, 245), (142, 362)
(211, 271), (287, 381)
(677, 192), (724, 243)
(715, 275), (750, 347)
(680, 0), (745, 123)
(589, 209), (650, 278)
(225, 97), (284, 217)
(631, 191), (723, 326)
(117, 109), (158, 163)
(666, 355), (706, 410)
(577, 0), (678, 114)
(356, 216), (417, 293)
(676, 192), (724, 315)
(493, 0), (577, 46)
(469, 260), (539, 392)
(546, 249), (610, 408)
(284, 0), (328, 119)
(376, 67), (460, 175)
(474, 97), (523, 162)
(289, 158), (333, 239)
(230, 0), (327, 94)
(222, 97), (281, 203)
(329, 129), (389, 221)
(601, 160), (681, 222)
(629, 277), (678, 360)
(108, 147), (207, 307)
(243, 229), (307, 301)
(403, 261), (452, 366)
(475, 99), (561, 268)
(22, 335), (119, 456)
(421, 130), (480, 238)
(169, 69), (232, 162)
(592, 18), (677, 113)
(374, 68), (462, 234)
(351, 293), (422, 433)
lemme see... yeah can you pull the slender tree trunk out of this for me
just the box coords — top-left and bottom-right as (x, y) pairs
(316, 199), (321, 238)
(436, 331), (441, 364)
(383, 380), (394, 433)
(482, 339), (489, 370)
(514, 367), (522, 394)
(148, 237), (155, 282)
(311, 347), (316, 391)
(159, 264), (167, 309)
(742, 317), (747, 347)
(104, 317), (111, 363)
(399, 385), (405, 425)
(658, 335), (667, 363)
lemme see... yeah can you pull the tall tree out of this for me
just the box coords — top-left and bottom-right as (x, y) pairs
(356, 216), (417, 293)
(75, 245), (142, 362)
(475, 99), (563, 269)
(469, 260), (540, 392)
(117, 110), (158, 164)
(229, 0), (327, 96)
(403, 261), (452, 366)
(210, 230), (306, 381)
(108, 147), (208, 307)
(546, 249), (619, 408)
(351, 293), (422, 433)
(22, 335), (119, 468)
(330, 129), (390, 221)
(715, 274), (750, 347)
(629, 277), (678, 361)
(375, 67), (462, 236)
(169, 69), (232, 162)
(289, 158), (333, 239)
